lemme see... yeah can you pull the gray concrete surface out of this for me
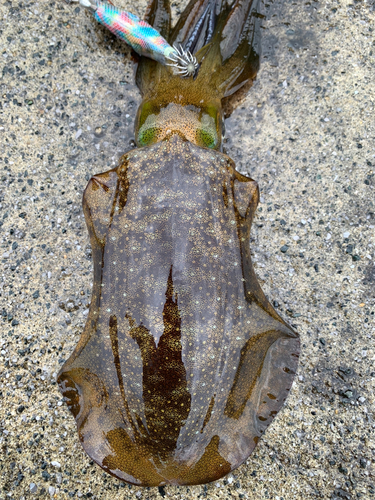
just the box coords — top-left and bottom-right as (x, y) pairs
(0, 0), (374, 498)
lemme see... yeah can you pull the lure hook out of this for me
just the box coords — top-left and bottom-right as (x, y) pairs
(166, 44), (199, 78)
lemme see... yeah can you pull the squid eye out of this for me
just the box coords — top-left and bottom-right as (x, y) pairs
(196, 128), (217, 149)
(195, 113), (219, 149)
(138, 126), (159, 146)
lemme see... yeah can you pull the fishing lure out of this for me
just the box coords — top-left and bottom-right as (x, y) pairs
(58, 0), (300, 487)
(69, 0), (199, 76)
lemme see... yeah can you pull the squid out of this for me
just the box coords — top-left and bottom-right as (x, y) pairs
(58, 0), (300, 486)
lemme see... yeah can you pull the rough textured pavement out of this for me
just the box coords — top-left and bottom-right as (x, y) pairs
(0, 0), (374, 499)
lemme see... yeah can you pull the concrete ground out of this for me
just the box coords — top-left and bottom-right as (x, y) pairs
(0, 0), (374, 498)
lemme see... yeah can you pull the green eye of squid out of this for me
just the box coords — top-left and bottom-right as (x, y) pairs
(196, 128), (217, 149)
(137, 111), (161, 147)
(196, 114), (218, 149)
(138, 126), (159, 147)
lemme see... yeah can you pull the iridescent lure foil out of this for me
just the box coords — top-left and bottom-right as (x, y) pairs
(69, 0), (198, 75)
(94, 3), (175, 65)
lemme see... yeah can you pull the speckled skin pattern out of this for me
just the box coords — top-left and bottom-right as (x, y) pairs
(58, 135), (299, 485)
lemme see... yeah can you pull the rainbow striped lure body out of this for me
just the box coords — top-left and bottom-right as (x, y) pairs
(70, 0), (198, 75)
(94, 3), (175, 64)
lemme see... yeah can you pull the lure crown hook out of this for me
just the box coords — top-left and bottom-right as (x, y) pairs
(167, 44), (199, 78)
